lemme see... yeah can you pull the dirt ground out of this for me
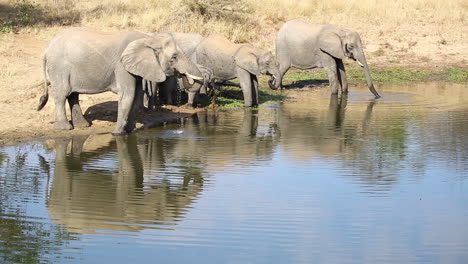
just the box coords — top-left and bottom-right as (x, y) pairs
(0, 26), (466, 146)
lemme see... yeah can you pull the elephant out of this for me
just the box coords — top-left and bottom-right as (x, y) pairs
(194, 34), (281, 107)
(271, 19), (381, 98)
(145, 32), (213, 108)
(144, 64), (213, 107)
(37, 28), (203, 135)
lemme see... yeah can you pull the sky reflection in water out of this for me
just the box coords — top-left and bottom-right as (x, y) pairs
(0, 82), (467, 264)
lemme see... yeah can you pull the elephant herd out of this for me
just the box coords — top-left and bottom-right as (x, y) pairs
(37, 18), (380, 135)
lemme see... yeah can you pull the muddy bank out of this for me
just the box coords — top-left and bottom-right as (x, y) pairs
(0, 101), (207, 146)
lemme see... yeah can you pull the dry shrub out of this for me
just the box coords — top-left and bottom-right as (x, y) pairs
(1, 0), (466, 48)
(160, 0), (258, 42)
(0, 0), (80, 32)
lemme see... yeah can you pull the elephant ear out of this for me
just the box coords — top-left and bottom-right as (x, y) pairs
(319, 31), (345, 59)
(121, 38), (166, 83)
(234, 47), (260, 76)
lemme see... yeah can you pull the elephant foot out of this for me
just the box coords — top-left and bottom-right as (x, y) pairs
(73, 119), (91, 128)
(54, 121), (73, 130)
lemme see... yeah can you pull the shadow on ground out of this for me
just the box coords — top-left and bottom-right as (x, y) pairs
(283, 79), (329, 89)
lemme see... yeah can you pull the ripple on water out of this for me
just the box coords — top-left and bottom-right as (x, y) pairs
(0, 83), (467, 263)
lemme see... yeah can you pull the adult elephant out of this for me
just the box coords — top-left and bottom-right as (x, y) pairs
(145, 32), (212, 107)
(194, 34), (281, 107)
(271, 19), (380, 98)
(37, 28), (203, 135)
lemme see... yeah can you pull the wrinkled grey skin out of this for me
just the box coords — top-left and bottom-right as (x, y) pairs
(38, 28), (202, 135)
(194, 34), (281, 107)
(146, 32), (212, 107)
(272, 19), (380, 98)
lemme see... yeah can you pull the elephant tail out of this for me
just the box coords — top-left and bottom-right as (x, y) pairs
(37, 55), (49, 111)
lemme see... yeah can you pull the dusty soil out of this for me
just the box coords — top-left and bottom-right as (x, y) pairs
(0, 26), (466, 146)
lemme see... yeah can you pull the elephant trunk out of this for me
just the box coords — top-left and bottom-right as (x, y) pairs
(268, 69), (281, 90)
(176, 51), (203, 92)
(181, 75), (203, 92)
(356, 52), (380, 98)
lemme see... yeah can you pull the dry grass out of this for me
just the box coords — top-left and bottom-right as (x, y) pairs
(1, 0), (465, 42)
(1, 0), (465, 66)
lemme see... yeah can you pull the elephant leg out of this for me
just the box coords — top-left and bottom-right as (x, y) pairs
(187, 91), (196, 107)
(277, 63), (290, 90)
(149, 81), (159, 108)
(54, 92), (73, 130)
(251, 74), (259, 106)
(336, 59), (348, 94)
(142, 79), (149, 111)
(113, 71), (136, 135)
(68, 93), (90, 128)
(324, 58), (339, 95)
(210, 80), (218, 105)
(209, 79), (216, 97)
(126, 79), (143, 133)
(237, 68), (254, 107)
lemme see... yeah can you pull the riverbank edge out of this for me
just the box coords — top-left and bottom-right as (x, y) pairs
(0, 66), (466, 147)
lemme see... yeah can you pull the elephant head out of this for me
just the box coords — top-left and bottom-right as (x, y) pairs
(121, 33), (203, 85)
(234, 45), (281, 83)
(319, 27), (380, 98)
(181, 64), (213, 94)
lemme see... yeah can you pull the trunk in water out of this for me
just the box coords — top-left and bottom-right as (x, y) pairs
(357, 53), (380, 98)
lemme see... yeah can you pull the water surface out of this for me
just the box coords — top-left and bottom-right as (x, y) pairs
(1, 83), (467, 263)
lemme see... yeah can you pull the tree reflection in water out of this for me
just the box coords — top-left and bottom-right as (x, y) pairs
(0, 146), (77, 263)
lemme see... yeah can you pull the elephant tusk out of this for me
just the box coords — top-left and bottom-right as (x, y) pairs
(185, 73), (203, 80)
(272, 75), (277, 80)
(357, 60), (365, 67)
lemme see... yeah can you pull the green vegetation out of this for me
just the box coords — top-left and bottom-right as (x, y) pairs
(215, 83), (285, 109)
(0, 0), (38, 32)
(280, 67), (468, 87)
(213, 66), (467, 110)
(445, 68), (468, 82)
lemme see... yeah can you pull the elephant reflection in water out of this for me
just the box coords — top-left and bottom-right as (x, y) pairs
(166, 108), (280, 168)
(276, 94), (409, 188)
(46, 134), (204, 233)
(277, 94), (376, 157)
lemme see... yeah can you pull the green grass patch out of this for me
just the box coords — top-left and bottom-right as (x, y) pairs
(280, 67), (468, 86)
(282, 70), (327, 83)
(210, 67), (467, 109)
(444, 68), (468, 82)
(214, 80), (285, 109)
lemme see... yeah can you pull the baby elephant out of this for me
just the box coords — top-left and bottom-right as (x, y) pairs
(194, 35), (281, 107)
